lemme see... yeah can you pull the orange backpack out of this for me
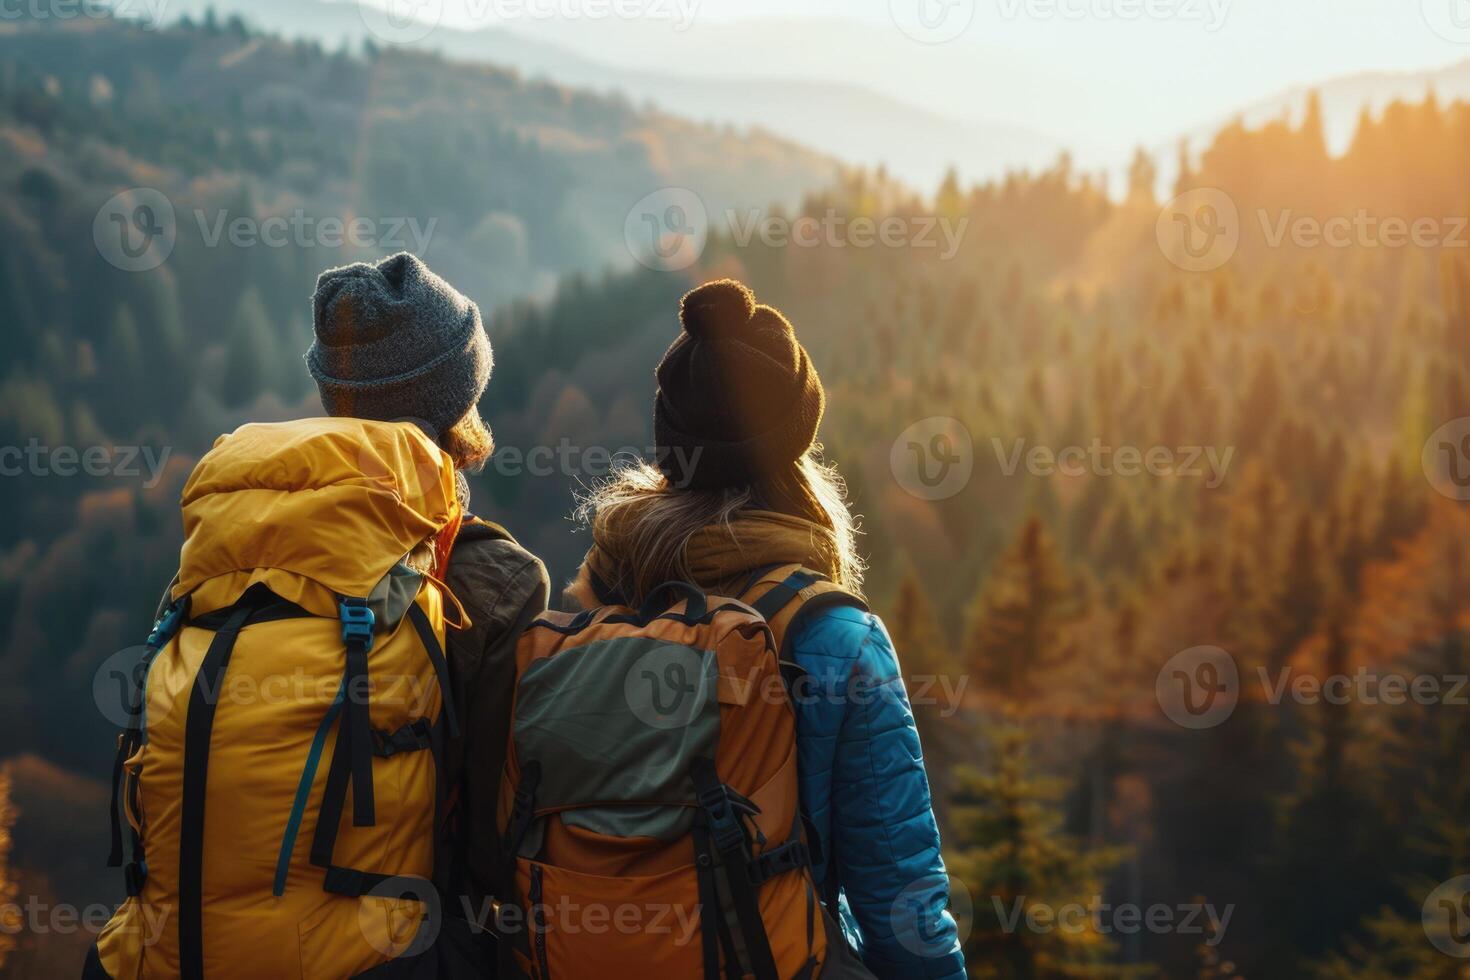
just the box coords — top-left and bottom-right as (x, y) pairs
(494, 567), (866, 980)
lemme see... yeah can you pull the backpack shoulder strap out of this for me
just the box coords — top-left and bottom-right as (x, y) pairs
(455, 514), (516, 547)
(738, 564), (867, 656)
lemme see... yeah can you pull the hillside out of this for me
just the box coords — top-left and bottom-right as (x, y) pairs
(1, 14), (1468, 976)
(154, 0), (1065, 189)
(0, 9), (840, 313)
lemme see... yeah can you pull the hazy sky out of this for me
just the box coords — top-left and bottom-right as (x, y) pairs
(364, 0), (1470, 160)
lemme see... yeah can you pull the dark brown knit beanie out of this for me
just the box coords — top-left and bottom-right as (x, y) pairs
(654, 279), (825, 490)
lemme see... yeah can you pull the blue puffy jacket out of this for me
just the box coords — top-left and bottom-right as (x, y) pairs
(787, 603), (967, 980)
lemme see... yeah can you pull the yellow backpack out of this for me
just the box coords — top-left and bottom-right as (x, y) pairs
(92, 418), (467, 980)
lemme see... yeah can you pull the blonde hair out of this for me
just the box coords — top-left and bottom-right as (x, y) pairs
(404, 410), (494, 576)
(440, 409), (494, 472)
(576, 448), (865, 603)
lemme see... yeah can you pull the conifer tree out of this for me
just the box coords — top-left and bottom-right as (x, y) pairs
(221, 287), (279, 409)
(966, 517), (1078, 706)
(889, 567), (962, 811)
(949, 724), (1136, 979)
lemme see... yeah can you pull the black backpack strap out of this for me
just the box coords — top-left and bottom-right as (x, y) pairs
(339, 598), (377, 828)
(750, 569), (824, 622)
(742, 567), (869, 658)
(108, 586), (191, 890)
(177, 585), (284, 980)
(407, 602), (460, 739)
(690, 758), (781, 980)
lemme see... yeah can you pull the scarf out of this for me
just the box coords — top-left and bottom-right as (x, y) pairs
(585, 507), (840, 601)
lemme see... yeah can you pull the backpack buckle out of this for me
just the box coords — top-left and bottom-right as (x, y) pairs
(747, 840), (809, 885)
(697, 784), (756, 855)
(146, 600), (187, 649)
(338, 600), (376, 652)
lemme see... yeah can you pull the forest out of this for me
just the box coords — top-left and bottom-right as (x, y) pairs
(0, 8), (1467, 979)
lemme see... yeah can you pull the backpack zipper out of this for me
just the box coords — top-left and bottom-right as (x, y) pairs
(529, 864), (550, 979)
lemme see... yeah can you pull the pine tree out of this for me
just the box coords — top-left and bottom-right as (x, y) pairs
(103, 305), (144, 435)
(1267, 511), (1328, 671)
(220, 287), (279, 409)
(949, 724), (1136, 979)
(1266, 602), (1396, 967)
(937, 166), (966, 221)
(966, 517), (1078, 706)
(1299, 91), (1329, 171)
(1125, 148), (1157, 206)
(889, 568), (961, 810)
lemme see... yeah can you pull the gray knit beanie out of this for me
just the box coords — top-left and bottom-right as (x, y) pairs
(306, 252), (492, 437)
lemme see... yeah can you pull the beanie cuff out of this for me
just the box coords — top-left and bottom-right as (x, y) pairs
(311, 323), (491, 437)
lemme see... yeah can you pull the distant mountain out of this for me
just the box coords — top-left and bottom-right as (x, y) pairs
(1182, 58), (1470, 158)
(155, 0), (1066, 190)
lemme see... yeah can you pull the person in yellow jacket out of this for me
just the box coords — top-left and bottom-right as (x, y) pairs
(87, 253), (547, 979)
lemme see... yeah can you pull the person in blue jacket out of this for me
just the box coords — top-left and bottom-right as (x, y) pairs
(571, 278), (967, 980)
